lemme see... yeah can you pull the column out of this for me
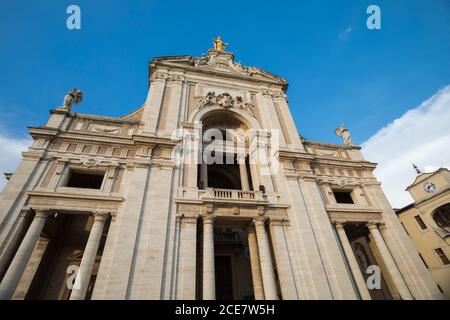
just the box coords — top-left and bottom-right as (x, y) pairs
(253, 217), (278, 300)
(13, 236), (50, 299)
(335, 222), (371, 300)
(70, 212), (108, 300)
(184, 126), (201, 196)
(202, 215), (215, 300)
(200, 161), (208, 189)
(367, 222), (413, 300)
(249, 164), (260, 192)
(269, 219), (298, 299)
(0, 210), (31, 279)
(0, 210), (49, 300)
(247, 226), (264, 300)
(237, 154), (250, 191)
(249, 132), (276, 202)
(177, 215), (198, 299)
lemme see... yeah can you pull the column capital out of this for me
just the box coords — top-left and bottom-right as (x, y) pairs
(334, 221), (345, 230)
(92, 211), (110, 221)
(182, 214), (198, 224)
(202, 214), (215, 224)
(34, 209), (50, 219)
(247, 224), (256, 233)
(253, 216), (267, 226)
(366, 221), (379, 230)
(236, 153), (247, 164)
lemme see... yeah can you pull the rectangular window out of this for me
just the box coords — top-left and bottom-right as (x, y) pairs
(414, 215), (427, 230)
(66, 170), (105, 189)
(333, 190), (354, 204)
(434, 248), (450, 265)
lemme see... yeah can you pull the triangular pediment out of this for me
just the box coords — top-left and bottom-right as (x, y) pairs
(151, 50), (287, 86)
(406, 168), (449, 190)
(408, 172), (433, 189)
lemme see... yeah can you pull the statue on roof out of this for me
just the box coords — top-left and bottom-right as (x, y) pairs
(335, 124), (353, 145)
(213, 36), (228, 51)
(62, 88), (83, 111)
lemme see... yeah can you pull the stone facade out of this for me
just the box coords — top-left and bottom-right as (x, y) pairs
(0, 44), (444, 300)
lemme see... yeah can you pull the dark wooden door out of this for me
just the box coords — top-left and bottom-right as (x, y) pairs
(215, 255), (233, 300)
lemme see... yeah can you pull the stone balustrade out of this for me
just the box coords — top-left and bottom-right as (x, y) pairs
(204, 188), (263, 201)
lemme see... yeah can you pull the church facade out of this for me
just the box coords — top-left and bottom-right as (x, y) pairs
(0, 40), (443, 300)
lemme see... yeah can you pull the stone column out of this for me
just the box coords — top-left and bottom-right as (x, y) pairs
(0, 210), (31, 279)
(200, 161), (208, 189)
(202, 215), (215, 300)
(249, 132), (276, 202)
(334, 222), (371, 300)
(0, 210), (49, 300)
(13, 236), (50, 299)
(70, 212), (108, 300)
(237, 154), (250, 191)
(269, 219), (298, 299)
(247, 226), (264, 300)
(249, 166), (260, 192)
(177, 215), (198, 299)
(184, 126), (201, 196)
(253, 217), (278, 300)
(367, 222), (413, 300)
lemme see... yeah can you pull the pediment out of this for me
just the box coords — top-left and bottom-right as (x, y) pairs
(410, 172), (433, 187)
(406, 168), (450, 190)
(151, 50), (287, 85)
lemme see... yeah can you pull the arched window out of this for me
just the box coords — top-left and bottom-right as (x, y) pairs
(199, 110), (254, 191)
(432, 203), (450, 231)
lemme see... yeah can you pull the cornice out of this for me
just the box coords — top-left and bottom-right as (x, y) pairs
(28, 128), (181, 148)
(28, 127), (59, 138)
(71, 112), (141, 125)
(312, 158), (377, 169)
(302, 139), (361, 150)
(277, 149), (315, 161)
(27, 190), (124, 202)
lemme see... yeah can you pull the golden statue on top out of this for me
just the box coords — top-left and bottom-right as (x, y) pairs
(213, 36), (228, 51)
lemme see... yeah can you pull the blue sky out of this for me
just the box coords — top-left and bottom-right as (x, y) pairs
(0, 0), (449, 144)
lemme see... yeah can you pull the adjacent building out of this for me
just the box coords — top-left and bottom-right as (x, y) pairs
(396, 168), (450, 298)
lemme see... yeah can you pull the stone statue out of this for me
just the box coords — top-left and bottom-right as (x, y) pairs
(335, 124), (353, 145)
(62, 88), (83, 111)
(213, 36), (227, 51)
(198, 91), (217, 109)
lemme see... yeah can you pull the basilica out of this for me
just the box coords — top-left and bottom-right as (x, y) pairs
(0, 38), (443, 300)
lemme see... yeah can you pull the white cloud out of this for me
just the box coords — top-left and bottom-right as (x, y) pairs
(361, 85), (450, 208)
(0, 134), (32, 191)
